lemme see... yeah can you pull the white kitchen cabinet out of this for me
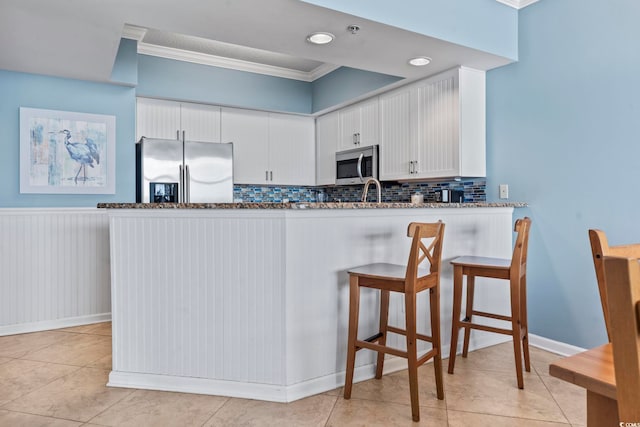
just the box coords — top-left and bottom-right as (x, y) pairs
(315, 111), (339, 185)
(136, 97), (221, 142)
(338, 97), (379, 150)
(379, 88), (412, 181)
(379, 67), (486, 180)
(221, 107), (269, 185)
(221, 108), (315, 185)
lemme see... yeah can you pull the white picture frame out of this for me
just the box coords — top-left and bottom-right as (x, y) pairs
(20, 107), (116, 194)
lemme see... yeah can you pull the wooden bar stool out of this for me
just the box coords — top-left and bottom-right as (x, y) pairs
(588, 229), (640, 342)
(343, 222), (445, 422)
(448, 217), (531, 389)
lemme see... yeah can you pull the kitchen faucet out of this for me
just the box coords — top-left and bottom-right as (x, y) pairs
(361, 177), (382, 203)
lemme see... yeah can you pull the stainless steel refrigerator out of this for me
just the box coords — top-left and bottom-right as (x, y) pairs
(136, 137), (233, 203)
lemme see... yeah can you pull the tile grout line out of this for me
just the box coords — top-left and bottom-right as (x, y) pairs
(198, 396), (232, 427)
(323, 394), (340, 426)
(0, 406), (89, 424)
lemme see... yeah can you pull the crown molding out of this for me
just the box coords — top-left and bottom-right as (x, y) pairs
(137, 42), (339, 82)
(122, 24), (147, 41)
(495, 0), (539, 9)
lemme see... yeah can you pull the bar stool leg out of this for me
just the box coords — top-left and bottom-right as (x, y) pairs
(430, 286), (445, 399)
(344, 275), (360, 399)
(509, 275), (524, 389)
(462, 275), (475, 357)
(448, 265), (464, 374)
(520, 275), (531, 372)
(405, 290), (420, 422)
(376, 289), (390, 379)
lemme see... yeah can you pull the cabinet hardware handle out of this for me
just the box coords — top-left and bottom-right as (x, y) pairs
(270, 171), (273, 181)
(414, 160), (419, 174)
(176, 130), (180, 141)
(182, 130), (186, 142)
(353, 133), (357, 145)
(409, 161), (414, 174)
(266, 171), (269, 181)
(357, 133), (361, 145)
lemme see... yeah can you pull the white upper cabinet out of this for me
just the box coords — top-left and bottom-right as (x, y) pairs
(338, 97), (379, 151)
(221, 107), (269, 185)
(315, 111), (339, 186)
(136, 97), (221, 143)
(180, 102), (222, 143)
(221, 108), (315, 186)
(268, 113), (315, 186)
(379, 67), (486, 181)
(379, 88), (412, 181)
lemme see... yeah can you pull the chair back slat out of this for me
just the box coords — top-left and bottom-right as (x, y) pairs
(602, 255), (640, 422)
(589, 229), (640, 342)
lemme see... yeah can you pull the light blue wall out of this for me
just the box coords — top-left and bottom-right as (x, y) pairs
(137, 55), (313, 114)
(110, 38), (138, 86)
(486, 0), (640, 348)
(301, 0), (518, 60)
(0, 70), (136, 207)
(311, 67), (403, 112)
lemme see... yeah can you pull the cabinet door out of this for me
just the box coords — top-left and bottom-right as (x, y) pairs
(315, 112), (339, 185)
(136, 98), (181, 141)
(180, 102), (221, 143)
(268, 113), (315, 186)
(357, 97), (379, 148)
(221, 107), (269, 185)
(413, 75), (460, 178)
(379, 89), (412, 180)
(338, 105), (360, 151)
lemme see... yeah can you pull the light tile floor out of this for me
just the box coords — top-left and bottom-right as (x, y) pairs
(0, 323), (586, 426)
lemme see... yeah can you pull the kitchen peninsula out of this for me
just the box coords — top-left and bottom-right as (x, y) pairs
(101, 202), (525, 402)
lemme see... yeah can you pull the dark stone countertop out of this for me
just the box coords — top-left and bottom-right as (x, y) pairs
(98, 202), (527, 210)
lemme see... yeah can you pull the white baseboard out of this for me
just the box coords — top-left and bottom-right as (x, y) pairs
(0, 313), (111, 336)
(528, 333), (586, 357)
(109, 333), (514, 403)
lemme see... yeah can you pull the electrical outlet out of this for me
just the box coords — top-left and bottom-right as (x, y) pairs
(499, 184), (509, 199)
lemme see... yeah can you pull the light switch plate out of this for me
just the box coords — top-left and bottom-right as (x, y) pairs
(499, 184), (509, 199)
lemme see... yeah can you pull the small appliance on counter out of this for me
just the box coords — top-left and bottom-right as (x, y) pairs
(436, 189), (464, 203)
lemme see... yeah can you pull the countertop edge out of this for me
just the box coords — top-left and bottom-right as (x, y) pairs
(97, 202), (528, 210)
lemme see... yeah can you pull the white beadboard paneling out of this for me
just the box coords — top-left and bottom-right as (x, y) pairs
(0, 208), (110, 335)
(109, 210), (286, 385)
(108, 207), (515, 401)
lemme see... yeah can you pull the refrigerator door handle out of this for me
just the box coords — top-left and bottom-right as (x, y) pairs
(185, 164), (191, 203)
(178, 164), (184, 203)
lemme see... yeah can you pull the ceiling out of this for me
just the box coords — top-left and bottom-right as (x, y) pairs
(0, 0), (521, 84)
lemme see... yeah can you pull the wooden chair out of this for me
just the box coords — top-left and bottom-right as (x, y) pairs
(588, 229), (640, 342)
(602, 255), (640, 423)
(448, 217), (532, 389)
(343, 222), (445, 422)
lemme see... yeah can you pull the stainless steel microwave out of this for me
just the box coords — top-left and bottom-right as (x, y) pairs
(335, 145), (379, 185)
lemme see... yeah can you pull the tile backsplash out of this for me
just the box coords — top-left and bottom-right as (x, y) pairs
(234, 179), (486, 203)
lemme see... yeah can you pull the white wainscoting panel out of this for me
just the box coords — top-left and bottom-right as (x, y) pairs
(0, 208), (110, 335)
(109, 210), (286, 386)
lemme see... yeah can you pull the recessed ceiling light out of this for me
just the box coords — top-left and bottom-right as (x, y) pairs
(408, 56), (432, 66)
(306, 32), (335, 45)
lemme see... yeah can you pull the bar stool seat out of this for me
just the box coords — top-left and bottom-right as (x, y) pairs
(448, 217), (532, 389)
(343, 222), (445, 422)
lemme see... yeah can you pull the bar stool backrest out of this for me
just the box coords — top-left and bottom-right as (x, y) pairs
(510, 217), (532, 283)
(405, 222), (445, 291)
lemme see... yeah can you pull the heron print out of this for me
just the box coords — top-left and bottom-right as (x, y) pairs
(23, 111), (111, 189)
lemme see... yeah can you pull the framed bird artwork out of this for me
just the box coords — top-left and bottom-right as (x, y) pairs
(19, 107), (116, 194)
